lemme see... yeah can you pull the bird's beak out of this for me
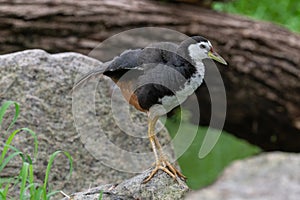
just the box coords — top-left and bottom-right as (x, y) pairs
(208, 50), (227, 65)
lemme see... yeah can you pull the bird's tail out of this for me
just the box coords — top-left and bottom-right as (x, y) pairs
(71, 66), (106, 93)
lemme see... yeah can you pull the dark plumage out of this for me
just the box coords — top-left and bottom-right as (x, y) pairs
(72, 36), (227, 183)
(102, 37), (208, 111)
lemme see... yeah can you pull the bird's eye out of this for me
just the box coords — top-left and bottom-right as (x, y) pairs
(200, 44), (206, 49)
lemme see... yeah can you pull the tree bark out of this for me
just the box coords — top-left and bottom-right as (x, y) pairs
(0, 0), (299, 151)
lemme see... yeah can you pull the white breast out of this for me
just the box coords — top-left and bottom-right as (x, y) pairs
(151, 61), (205, 116)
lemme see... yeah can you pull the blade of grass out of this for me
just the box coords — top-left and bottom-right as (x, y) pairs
(42, 151), (73, 199)
(0, 191), (6, 199)
(31, 187), (44, 200)
(27, 157), (36, 199)
(1, 102), (72, 200)
(3, 143), (21, 154)
(0, 101), (20, 131)
(21, 128), (38, 160)
(20, 155), (35, 199)
(19, 162), (30, 199)
(23, 183), (36, 200)
(0, 151), (24, 172)
(98, 190), (103, 200)
(0, 177), (13, 185)
(46, 190), (61, 199)
(1, 127), (38, 164)
(0, 144), (25, 198)
(1, 181), (11, 199)
(1, 129), (22, 164)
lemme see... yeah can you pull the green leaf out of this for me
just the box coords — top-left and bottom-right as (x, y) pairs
(21, 128), (39, 160)
(212, 0), (300, 33)
(31, 187), (44, 200)
(98, 190), (103, 200)
(0, 151), (24, 172)
(0, 128), (38, 164)
(46, 190), (61, 199)
(19, 162), (30, 199)
(43, 151), (73, 199)
(28, 162), (35, 198)
(0, 191), (6, 200)
(0, 180), (11, 199)
(0, 101), (20, 131)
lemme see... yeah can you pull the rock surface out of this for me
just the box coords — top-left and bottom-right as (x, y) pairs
(61, 169), (188, 200)
(0, 50), (174, 195)
(185, 152), (300, 200)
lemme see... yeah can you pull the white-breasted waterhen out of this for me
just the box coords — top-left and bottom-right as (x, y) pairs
(72, 36), (227, 183)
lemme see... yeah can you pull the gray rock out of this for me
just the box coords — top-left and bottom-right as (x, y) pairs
(0, 49), (174, 195)
(185, 152), (300, 200)
(61, 169), (189, 200)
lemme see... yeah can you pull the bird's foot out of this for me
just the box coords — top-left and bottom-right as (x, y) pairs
(142, 158), (186, 183)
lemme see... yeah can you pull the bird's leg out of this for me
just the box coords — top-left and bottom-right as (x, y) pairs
(143, 116), (186, 183)
(148, 116), (160, 166)
(153, 135), (186, 179)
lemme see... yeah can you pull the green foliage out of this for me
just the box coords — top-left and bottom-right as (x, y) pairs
(98, 190), (103, 200)
(0, 101), (20, 132)
(213, 0), (300, 32)
(0, 101), (73, 200)
(165, 110), (261, 189)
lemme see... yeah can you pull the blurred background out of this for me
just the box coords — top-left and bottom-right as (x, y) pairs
(1, 0), (299, 195)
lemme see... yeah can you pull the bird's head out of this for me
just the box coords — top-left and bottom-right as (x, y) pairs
(178, 36), (227, 66)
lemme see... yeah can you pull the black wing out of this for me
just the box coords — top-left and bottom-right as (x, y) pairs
(104, 42), (179, 77)
(104, 49), (143, 72)
(133, 43), (197, 110)
(103, 49), (144, 80)
(134, 60), (193, 110)
(72, 49), (143, 91)
(72, 42), (181, 92)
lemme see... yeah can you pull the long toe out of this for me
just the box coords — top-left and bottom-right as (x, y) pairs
(143, 166), (160, 183)
(165, 160), (186, 180)
(142, 161), (186, 183)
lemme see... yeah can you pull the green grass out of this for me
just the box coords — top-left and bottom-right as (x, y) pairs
(0, 101), (73, 200)
(165, 110), (261, 189)
(98, 190), (103, 200)
(213, 0), (300, 33)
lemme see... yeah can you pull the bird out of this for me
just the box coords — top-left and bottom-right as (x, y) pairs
(72, 36), (227, 183)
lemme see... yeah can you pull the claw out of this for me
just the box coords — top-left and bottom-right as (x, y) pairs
(164, 160), (186, 180)
(142, 159), (186, 183)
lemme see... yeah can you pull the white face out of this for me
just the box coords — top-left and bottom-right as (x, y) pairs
(187, 41), (212, 63)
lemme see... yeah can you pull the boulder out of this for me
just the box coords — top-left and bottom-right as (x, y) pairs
(186, 152), (300, 200)
(0, 49), (174, 195)
(61, 169), (188, 200)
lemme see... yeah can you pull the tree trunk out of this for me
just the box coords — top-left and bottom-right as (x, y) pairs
(0, 0), (299, 151)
